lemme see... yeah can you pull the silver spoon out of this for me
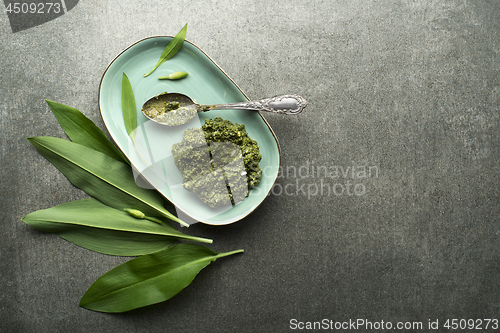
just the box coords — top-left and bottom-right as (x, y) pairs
(141, 92), (307, 126)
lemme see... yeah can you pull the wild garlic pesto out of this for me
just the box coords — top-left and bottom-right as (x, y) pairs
(142, 95), (197, 125)
(164, 101), (181, 111)
(171, 117), (262, 208)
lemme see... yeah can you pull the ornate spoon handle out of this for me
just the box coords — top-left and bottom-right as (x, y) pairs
(200, 94), (307, 114)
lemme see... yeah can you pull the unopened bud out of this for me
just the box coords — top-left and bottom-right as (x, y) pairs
(124, 208), (145, 219)
(158, 71), (189, 80)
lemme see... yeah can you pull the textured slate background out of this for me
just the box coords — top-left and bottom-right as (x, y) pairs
(1, 1), (499, 332)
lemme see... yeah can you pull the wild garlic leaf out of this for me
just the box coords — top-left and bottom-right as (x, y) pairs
(144, 23), (188, 77)
(122, 72), (157, 167)
(22, 199), (211, 256)
(45, 100), (128, 164)
(121, 73), (137, 140)
(27, 136), (189, 227)
(79, 243), (243, 313)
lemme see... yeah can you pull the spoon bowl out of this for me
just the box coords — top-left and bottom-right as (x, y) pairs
(141, 92), (307, 126)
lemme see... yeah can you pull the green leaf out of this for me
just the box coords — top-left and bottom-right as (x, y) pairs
(121, 73), (137, 139)
(46, 100), (128, 164)
(122, 72), (151, 166)
(79, 243), (243, 313)
(22, 199), (211, 256)
(27, 136), (189, 227)
(144, 23), (188, 77)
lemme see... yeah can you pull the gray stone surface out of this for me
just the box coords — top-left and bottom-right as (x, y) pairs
(1, 0), (499, 332)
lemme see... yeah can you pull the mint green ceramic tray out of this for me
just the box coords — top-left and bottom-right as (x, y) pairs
(99, 37), (280, 225)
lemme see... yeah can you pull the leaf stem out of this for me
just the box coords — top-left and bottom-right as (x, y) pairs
(167, 215), (190, 228)
(144, 216), (162, 224)
(215, 249), (244, 259)
(181, 235), (213, 244)
(144, 68), (155, 78)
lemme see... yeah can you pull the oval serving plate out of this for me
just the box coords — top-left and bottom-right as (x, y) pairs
(99, 36), (280, 225)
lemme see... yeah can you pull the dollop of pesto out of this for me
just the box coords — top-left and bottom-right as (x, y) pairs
(142, 97), (197, 126)
(171, 117), (262, 208)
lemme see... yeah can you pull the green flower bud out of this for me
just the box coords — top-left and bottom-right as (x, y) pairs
(124, 208), (145, 219)
(158, 71), (189, 80)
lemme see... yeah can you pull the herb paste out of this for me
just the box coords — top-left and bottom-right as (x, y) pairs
(171, 117), (262, 208)
(142, 94), (197, 126)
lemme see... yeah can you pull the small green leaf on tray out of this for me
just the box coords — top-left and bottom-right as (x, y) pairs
(121, 73), (137, 140)
(158, 71), (189, 80)
(46, 100), (128, 164)
(22, 199), (211, 256)
(122, 72), (154, 167)
(27, 136), (189, 227)
(79, 243), (243, 313)
(144, 23), (187, 77)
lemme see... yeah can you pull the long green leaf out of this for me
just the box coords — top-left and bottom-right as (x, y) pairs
(22, 199), (211, 256)
(144, 23), (187, 77)
(121, 73), (137, 139)
(46, 100), (128, 164)
(122, 72), (153, 167)
(27, 136), (189, 227)
(79, 243), (243, 313)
